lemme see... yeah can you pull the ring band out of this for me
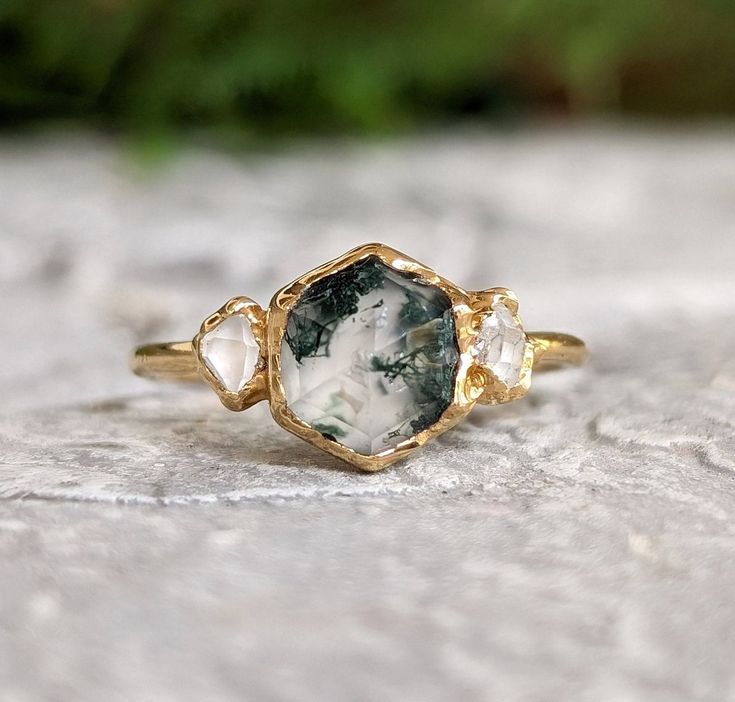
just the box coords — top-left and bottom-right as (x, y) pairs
(131, 243), (587, 471)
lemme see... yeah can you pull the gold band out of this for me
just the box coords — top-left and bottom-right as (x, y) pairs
(131, 341), (200, 382)
(529, 332), (588, 370)
(131, 332), (587, 384)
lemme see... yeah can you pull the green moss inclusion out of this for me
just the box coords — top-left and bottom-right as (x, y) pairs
(284, 258), (386, 363)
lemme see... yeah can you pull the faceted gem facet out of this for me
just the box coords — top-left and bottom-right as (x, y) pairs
(473, 302), (526, 387)
(201, 315), (260, 392)
(280, 257), (460, 456)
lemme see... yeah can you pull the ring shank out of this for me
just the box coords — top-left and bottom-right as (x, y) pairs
(131, 332), (587, 384)
(529, 332), (588, 370)
(131, 341), (200, 382)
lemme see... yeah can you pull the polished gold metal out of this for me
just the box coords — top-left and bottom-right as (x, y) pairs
(131, 242), (587, 470)
(132, 341), (200, 382)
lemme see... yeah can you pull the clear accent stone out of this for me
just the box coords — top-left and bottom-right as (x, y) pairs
(201, 315), (260, 392)
(474, 301), (526, 387)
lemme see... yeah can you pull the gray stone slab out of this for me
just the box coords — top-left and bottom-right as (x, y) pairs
(1, 127), (734, 701)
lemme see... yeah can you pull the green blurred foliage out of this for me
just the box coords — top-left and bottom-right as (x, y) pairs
(1, 0), (734, 138)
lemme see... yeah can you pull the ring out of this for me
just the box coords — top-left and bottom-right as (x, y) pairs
(131, 243), (587, 471)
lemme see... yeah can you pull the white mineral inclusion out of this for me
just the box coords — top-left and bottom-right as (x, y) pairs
(201, 315), (260, 392)
(474, 301), (526, 387)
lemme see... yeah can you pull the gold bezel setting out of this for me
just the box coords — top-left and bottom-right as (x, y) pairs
(267, 243), (479, 471)
(468, 288), (535, 406)
(193, 296), (268, 412)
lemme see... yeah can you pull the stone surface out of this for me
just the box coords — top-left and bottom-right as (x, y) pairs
(200, 314), (259, 391)
(474, 301), (525, 387)
(1, 128), (735, 702)
(281, 257), (459, 454)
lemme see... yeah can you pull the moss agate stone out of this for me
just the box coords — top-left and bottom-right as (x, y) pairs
(281, 257), (459, 456)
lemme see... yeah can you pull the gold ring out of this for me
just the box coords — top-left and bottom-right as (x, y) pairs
(131, 243), (587, 471)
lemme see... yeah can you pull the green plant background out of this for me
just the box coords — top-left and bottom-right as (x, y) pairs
(1, 0), (734, 139)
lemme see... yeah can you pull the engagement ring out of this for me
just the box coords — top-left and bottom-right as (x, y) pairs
(132, 243), (587, 470)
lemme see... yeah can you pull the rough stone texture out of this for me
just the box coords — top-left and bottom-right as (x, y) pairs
(0, 127), (734, 701)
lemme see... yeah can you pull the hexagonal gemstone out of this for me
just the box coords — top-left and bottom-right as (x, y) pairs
(280, 257), (460, 456)
(201, 315), (260, 392)
(473, 301), (525, 387)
